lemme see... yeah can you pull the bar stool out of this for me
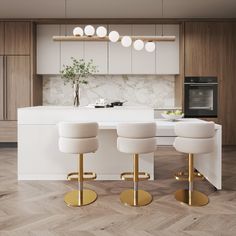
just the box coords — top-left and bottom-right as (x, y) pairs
(117, 123), (156, 207)
(58, 122), (98, 207)
(173, 122), (215, 206)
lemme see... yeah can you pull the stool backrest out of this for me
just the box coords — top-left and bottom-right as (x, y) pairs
(117, 122), (156, 138)
(175, 122), (215, 139)
(58, 122), (98, 138)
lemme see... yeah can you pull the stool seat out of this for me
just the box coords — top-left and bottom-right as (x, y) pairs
(117, 137), (156, 154)
(174, 137), (214, 154)
(59, 137), (98, 154)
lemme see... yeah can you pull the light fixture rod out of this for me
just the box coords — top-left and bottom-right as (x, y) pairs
(53, 35), (176, 42)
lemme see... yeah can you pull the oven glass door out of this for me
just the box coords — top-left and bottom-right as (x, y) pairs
(184, 84), (218, 117)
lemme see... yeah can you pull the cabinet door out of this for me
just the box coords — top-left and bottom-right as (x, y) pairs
(132, 25), (156, 74)
(156, 24), (179, 74)
(5, 22), (31, 55)
(37, 24), (60, 74)
(108, 25), (132, 74)
(0, 23), (4, 54)
(6, 56), (30, 120)
(84, 25), (108, 74)
(60, 25), (84, 70)
(0, 56), (4, 120)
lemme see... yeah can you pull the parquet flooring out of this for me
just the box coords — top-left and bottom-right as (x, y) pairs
(0, 147), (235, 235)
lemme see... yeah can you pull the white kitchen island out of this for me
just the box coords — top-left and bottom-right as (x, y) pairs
(18, 106), (222, 189)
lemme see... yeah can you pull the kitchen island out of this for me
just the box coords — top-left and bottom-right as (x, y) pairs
(18, 106), (222, 189)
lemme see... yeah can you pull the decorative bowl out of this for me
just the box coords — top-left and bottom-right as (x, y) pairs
(161, 113), (184, 121)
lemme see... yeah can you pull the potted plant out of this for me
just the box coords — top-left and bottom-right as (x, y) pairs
(60, 57), (97, 106)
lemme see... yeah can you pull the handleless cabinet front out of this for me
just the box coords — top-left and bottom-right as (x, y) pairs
(6, 56), (31, 120)
(0, 23), (4, 54)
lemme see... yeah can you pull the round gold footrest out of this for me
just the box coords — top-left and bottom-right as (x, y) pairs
(175, 171), (204, 181)
(64, 189), (97, 207)
(67, 172), (97, 181)
(174, 189), (209, 206)
(121, 172), (150, 181)
(120, 189), (152, 207)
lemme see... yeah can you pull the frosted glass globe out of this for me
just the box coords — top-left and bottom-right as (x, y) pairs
(121, 36), (132, 47)
(133, 39), (144, 51)
(96, 26), (107, 37)
(145, 42), (155, 52)
(73, 27), (84, 36)
(108, 31), (120, 42)
(84, 25), (95, 36)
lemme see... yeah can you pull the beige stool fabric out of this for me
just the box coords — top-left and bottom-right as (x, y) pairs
(58, 122), (98, 139)
(58, 122), (99, 154)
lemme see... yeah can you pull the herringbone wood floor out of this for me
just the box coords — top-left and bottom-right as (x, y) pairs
(0, 147), (236, 236)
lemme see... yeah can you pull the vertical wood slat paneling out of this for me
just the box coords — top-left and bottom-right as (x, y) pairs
(6, 56), (31, 120)
(0, 56), (4, 120)
(4, 22), (31, 55)
(0, 22), (4, 54)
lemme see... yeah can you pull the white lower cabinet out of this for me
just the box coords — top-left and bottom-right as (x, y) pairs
(156, 24), (180, 74)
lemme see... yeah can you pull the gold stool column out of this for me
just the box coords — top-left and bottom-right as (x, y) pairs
(175, 154), (209, 206)
(120, 154), (152, 207)
(64, 154), (97, 207)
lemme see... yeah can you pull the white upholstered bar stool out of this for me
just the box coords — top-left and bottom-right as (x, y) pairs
(173, 122), (215, 206)
(117, 123), (156, 207)
(58, 122), (98, 207)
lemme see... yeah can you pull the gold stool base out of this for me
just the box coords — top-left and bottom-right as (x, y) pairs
(175, 189), (209, 206)
(120, 189), (152, 207)
(64, 189), (97, 207)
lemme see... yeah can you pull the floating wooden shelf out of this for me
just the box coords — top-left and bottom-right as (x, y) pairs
(52, 35), (176, 42)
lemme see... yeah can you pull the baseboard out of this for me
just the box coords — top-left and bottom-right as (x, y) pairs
(0, 142), (17, 148)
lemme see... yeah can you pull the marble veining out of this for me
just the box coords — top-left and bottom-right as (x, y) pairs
(43, 75), (175, 108)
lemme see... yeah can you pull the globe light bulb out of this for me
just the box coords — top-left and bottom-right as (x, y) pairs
(121, 36), (132, 47)
(84, 25), (95, 36)
(133, 39), (144, 51)
(73, 27), (84, 36)
(96, 26), (107, 37)
(145, 41), (155, 52)
(108, 31), (120, 42)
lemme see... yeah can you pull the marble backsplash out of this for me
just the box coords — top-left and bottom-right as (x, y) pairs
(43, 75), (175, 108)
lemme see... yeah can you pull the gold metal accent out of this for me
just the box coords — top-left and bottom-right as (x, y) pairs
(174, 171), (204, 181)
(53, 35), (176, 42)
(64, 154), (97, 207)
(67, 172), (97, 181)
(120, 189), (152, 207)
(120, 172), (150, 181)
(64, 189), (97, 207)
(174, 189), (209, 206)
(175, 153), (209, 206)
(120, 154), (152, 207)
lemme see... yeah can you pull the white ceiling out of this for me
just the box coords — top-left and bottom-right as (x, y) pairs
(0, 0), (236, 18)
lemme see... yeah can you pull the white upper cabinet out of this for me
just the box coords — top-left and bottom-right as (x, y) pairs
(84, 25), (108, 74)
(132, 25), (156, 74)
(60, 25), (84, 70)
(108, 25), (132, 74)
(37, 24), (60, 74)
(156, 24), (179, 74)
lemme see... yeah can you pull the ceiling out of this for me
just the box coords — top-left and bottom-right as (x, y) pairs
(0, 0), (236, 18)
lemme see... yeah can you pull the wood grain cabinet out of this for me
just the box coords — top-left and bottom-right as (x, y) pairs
(0, 23), (4, 54)
(4, 22), (31, 55)
(0, 56), (4, 120)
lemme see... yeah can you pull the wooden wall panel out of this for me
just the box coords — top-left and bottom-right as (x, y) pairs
(185, 22), (220, 76)
(0, 22), (4, 54)
(6, 56), (31, 120)
(0, 121), (17, 142)
(0, 56), (4, 120)
(4, 22), (31, 55)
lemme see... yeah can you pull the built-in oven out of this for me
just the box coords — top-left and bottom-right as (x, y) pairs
(184, 77), (218, 117)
